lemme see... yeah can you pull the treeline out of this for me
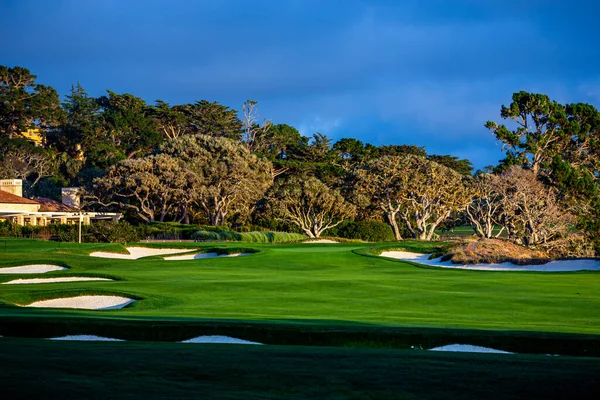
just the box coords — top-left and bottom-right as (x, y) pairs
(1, 66), (599, 255)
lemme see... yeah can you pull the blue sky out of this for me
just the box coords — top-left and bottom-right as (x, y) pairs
(3, 0), (600, 169)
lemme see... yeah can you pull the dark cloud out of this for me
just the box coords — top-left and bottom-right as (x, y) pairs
(2, 0), (599, 168)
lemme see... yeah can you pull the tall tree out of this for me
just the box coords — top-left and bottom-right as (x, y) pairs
(49, 83), (100, 163)
(161, 135), (272, 226)
(149, 100), (191, 140)
(97, 91), (162, 160)
(333, 138), (368, 170)
(182, 100), (243, 140)
(494, 166), (574, 247)
(355, 155), (471, 240)
(265, 176), (356, 238)
(485, 91), (565, 176)
(241, 99), (272, 153)
(0, 140), (56, 193)
(427, 154), (473, 176)
(92, 154), (194, 222)
(464, 173), (504, 238)
(0, 66), (62, 140)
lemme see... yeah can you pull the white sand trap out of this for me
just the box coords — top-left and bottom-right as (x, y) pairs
(380, 251), (600, 272)
(429, 344), (512, 354)
(303, 239), (338, 244)
(90, 247), (193, 260)
(165, 252), (251, 260)
(49, 335), (124, 341)
(0, 264), (67, 274)
(181, 335), (262, 345)
(25, 295), (135, 310)
(3, 277), (111, 285)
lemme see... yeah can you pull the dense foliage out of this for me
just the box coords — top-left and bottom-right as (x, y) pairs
(1, 65), (599, 253)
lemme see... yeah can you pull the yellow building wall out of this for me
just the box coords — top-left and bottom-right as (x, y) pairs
(18, 128), (43, 146)
(0, 203), (40, 212)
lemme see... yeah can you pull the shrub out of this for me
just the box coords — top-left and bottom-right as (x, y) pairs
(0, 220), (21, 237)
(191, 231), (224, 241)
(85, 221), (142, 243)
(333, 220), (396, 242)
(191, 230), (306, 243)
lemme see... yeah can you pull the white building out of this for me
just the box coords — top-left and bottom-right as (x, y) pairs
(0, 179), (121, 226)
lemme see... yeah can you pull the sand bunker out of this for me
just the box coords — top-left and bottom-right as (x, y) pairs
(165, 252), (251, 261)
(303, 239), (339, 244)
(0, 265), (67, 274)
(381, 251), (600, 272)
(49, 335), (124, 341)
(3, 277), (111, 285)
(181, 335), (262, 345)
(90, 247), (193, 260)
(25, 295), (135, 310)
(429, 344), (512, 354)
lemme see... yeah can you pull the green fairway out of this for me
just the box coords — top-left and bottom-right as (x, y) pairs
(1, 239), (600, 397)
(1, 239), (599, 335)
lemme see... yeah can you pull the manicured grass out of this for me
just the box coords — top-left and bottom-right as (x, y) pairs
(1, 338), (599, 399)
(1, 238), (599, 397)
(1, 239), (599, 336)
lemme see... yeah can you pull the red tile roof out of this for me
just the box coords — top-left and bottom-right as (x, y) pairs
(0, 190), (40, 205)
(37, 197), (79, 212)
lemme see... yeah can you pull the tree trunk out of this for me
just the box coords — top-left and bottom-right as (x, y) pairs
(385, 211), (402, 240)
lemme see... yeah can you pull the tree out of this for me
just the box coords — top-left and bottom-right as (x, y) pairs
(263, 123), (304, 160)
(92, 154), (194, 223)
(182, 100), (243, 140)
(299, 133), (335, 163)
(333, 138), (367, 170)
(265, 176), (356, 238)
(355, 155), (471, 241)
(488, 92), (600, 253)
(97, 91), (162, 159)
(49, 83), (100, 167)
(0, 65), (62, 140)
(485, 91), (565, 176)
(241, 99), (272, 153)
(0, 140), (57, 194)
(495, 166), (575, 247)
(376, 144), (427, 158)
(149, 100), (191, 140)
(464, 173), (504, 238)
(161, 135), (273, 226)
(427, 154), (473, 176)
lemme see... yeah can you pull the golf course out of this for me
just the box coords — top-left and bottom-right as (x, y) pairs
(1, 238), (599, 398)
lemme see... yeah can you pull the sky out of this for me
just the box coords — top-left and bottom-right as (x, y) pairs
(3, 0), (600, 169)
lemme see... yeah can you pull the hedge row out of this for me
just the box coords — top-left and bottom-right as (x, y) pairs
(0, 220), (141, 243)
(191, 230), (307, 243)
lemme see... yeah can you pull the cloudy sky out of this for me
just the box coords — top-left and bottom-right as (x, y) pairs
(3, 0), (599, 168)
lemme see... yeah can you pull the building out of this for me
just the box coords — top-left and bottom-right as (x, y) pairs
(0, 179), (121, 226)
(18, 128), (44, 147)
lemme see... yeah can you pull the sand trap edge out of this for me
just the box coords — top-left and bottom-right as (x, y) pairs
(49, 335), (124, 341)
(3, 277), (112, 285)
(429, 344), (513, 354)
(24, 295), (135, 310)
(0, 265), (68, 274)
(165, 252), (252, 261)
(180, 335), (262, 345)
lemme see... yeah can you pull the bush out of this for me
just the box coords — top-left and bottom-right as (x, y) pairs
(191, 230), (306, 243)
(85, 221), (142, 243)
(333, 220), (396, 242)
(0, 220), (21, 237)
(144, 222), (200, 240)
(238, 231), (306, 243)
